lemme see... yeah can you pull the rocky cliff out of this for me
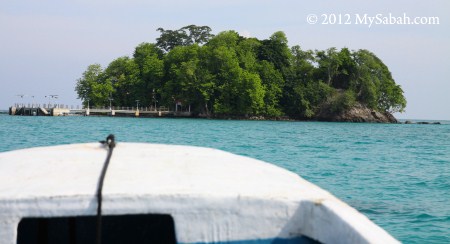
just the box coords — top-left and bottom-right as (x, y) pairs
(316, 103), (398, 123)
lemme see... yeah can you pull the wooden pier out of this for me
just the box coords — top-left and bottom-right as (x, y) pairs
(9, 106), (69, 116)
(9, 105), (191, 117)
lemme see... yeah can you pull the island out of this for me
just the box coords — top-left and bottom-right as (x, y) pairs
(75, 25), (406, 123)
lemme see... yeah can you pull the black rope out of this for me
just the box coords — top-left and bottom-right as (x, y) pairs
(96, 134), (116, 244)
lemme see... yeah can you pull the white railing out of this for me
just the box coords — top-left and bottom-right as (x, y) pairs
(13, 104), (81, 109)
(11, 104), (178, 113)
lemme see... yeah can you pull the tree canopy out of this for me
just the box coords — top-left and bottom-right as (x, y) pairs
(156, 25), (213, 52)
(75, 25), (406, 118)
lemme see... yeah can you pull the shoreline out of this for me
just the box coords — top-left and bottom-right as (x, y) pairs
(4, 106), (446, 124)
(4, 112), (445, 124)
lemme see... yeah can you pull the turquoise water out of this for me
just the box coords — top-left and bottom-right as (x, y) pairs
(1, 114), (449, 243)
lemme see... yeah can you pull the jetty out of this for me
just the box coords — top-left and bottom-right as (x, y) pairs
(8, 104), (191, 117)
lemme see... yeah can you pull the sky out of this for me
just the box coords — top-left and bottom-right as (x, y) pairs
(0, 0), (449, 120)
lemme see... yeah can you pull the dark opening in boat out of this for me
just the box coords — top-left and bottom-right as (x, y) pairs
(17, 214), (176, 244)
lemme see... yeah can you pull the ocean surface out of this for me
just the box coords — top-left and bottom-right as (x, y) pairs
(0, 114), (449, 243)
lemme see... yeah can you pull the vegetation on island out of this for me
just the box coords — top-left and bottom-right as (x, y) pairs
(75, 25), (406, 119)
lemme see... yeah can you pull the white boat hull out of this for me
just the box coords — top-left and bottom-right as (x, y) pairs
(0, 143), (399, 243)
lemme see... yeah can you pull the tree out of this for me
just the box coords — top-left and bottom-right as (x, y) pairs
(333, 48), (356, 89)
(237, 70), (265, 115)
(209, 45), (242, 114)
(316, 47), (341, 86)
(156, 25), (213, 52)
(289, 81), (332, 119)
(75, 64), (102, 103)
(133, 43), (164, 106)
(282, 45), (320, 118)
(104, 57), (140, 107)
(205, 32), (265, 116)
(76, 26), (406, 118)
(350, 49), (406, 112)
(182, 25), (214, 45)
(75, 64), (113, 107)
(326, 89), (357, 114)
(206, 30), (240, 50)
(258, 31), (291, 72)
(236, 37), (261, 71)
(156, 28), (188, 52)
(257, 61), (283, 116)
(290, 45), (316, 84)
(163, 45), (202, 112)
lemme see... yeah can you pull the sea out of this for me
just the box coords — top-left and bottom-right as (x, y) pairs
(0, 114), (449, 243)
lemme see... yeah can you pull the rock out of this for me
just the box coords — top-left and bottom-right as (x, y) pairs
(416, 121), (441, 125)
(405, 120), (413, 124)
(316, 103), (398, 123)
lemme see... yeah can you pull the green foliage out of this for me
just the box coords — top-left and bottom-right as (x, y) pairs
(103, 57), (141, 107)
(257, 61), (283, 116)
(162, 44), (211, 113)
(75, 64), (113, 107)
(258, 31), (291, 72)
(75, 26), (406, 118)
(316, 47), (341, 86)
(334, 48), (356, 89)
(182, 25), (214, 45)
(75, 64), (102, 102)
(236, 70), (265, 115)
(291, 81), (333, 118)
(133, 43), (164, 106)
(350, 49), (406, 112)
(156, 25), (213, 52)
(327, 90), (357, 114)
(283, 46), (330, 118)
(236, 37), (261, 72)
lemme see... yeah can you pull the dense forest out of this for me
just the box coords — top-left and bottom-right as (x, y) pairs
(75, 25), (406, 119)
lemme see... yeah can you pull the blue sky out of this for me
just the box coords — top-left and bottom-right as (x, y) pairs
(1, 0), (449, 119)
